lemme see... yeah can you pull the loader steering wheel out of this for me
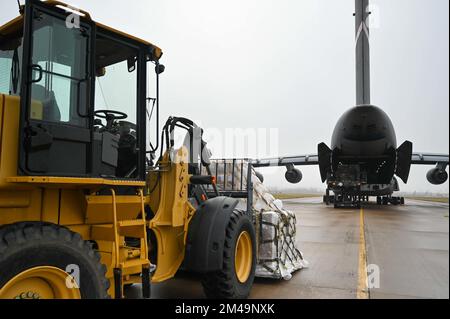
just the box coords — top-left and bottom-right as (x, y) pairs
(94, 110), (128, 120)
(94, 110), (128, 130)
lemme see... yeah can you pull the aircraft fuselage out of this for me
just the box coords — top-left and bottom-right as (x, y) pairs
(322, 104), (404, 198)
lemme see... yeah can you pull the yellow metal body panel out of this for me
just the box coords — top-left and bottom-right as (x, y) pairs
(6, 176), (146, 187)
(0, 95), (21, 190)
(40, 189), (59, 224)
(0, 95), (45, 225)
(86, 195), (143, 224)
(0, 16), (22, 39)
(148, 148), (196, 282)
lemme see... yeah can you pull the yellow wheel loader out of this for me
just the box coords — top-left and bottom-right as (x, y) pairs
(0, 0), (256, 299)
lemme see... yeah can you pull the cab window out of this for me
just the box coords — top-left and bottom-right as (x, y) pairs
(0, 37), (22, 95)
(94, 34), (138, 126)
(94, 33), (139, 178)
(29, 12), (89, 126)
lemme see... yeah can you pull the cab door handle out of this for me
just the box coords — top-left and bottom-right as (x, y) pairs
(29, 64), (43, 83)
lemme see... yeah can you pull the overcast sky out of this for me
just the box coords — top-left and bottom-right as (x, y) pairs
(1, 0), (449, 193)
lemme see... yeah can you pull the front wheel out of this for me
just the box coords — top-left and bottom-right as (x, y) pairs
(201, 210), (256, 299)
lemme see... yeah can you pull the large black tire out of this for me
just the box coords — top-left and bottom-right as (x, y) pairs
(201, 210), (256, 299)
(0, 222), (109, 299)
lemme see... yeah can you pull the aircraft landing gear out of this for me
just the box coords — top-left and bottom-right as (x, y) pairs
(376, 196), (405, 206)
(377, 196), (382, 205)
(359, 195), (369, 203)
(323, 189), (335, 206)
(333, 193), (360, 209)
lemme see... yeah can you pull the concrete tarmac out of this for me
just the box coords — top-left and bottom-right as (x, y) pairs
(126, 198), (449, 299)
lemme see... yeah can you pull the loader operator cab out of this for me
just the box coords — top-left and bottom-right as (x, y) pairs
(0, 0), (162, 180)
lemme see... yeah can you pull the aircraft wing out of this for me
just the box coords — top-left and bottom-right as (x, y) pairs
(411, 153), (449, 165)
(252, 155), (319, 168)
(252, 152), (449, 185)
(252, 153), (449, 167)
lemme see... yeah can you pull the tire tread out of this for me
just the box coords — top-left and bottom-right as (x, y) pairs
(0, 222), (109, 299)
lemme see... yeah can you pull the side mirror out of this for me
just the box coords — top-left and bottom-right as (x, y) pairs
(127, 57), (136, 72)
(155, 64), (165, 75)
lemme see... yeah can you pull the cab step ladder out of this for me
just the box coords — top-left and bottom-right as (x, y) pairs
(88, 189), (151, 298)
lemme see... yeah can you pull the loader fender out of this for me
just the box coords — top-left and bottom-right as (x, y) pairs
(184, 196), (239, 273)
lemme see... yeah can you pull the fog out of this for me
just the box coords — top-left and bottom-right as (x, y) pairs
(1, 0), (448, 193)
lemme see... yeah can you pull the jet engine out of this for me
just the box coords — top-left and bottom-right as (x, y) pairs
(426, 167), (448, 185)
(285, 164), (302, 184)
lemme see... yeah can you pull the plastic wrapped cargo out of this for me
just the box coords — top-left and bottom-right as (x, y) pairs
(203, 159), (308, 280)
(251, 172), (308, 280)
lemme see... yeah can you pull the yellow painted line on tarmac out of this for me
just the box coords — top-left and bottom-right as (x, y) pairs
(357, 207), (369, 299)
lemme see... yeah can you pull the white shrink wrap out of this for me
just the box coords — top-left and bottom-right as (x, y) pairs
(205, 160), (308, 280)
(251, 169), (308, 279)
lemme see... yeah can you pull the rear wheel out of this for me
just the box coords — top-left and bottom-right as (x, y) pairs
(0, 222), (109, 299)
(201, 210), (256, 299)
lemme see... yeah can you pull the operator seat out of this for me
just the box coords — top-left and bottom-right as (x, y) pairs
(31, 84), (61, 122)
(116, 122), (138, 177)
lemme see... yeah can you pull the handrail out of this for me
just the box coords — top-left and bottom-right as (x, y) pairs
(138, 189), (149, 262)
(109, 188), (120, 268)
